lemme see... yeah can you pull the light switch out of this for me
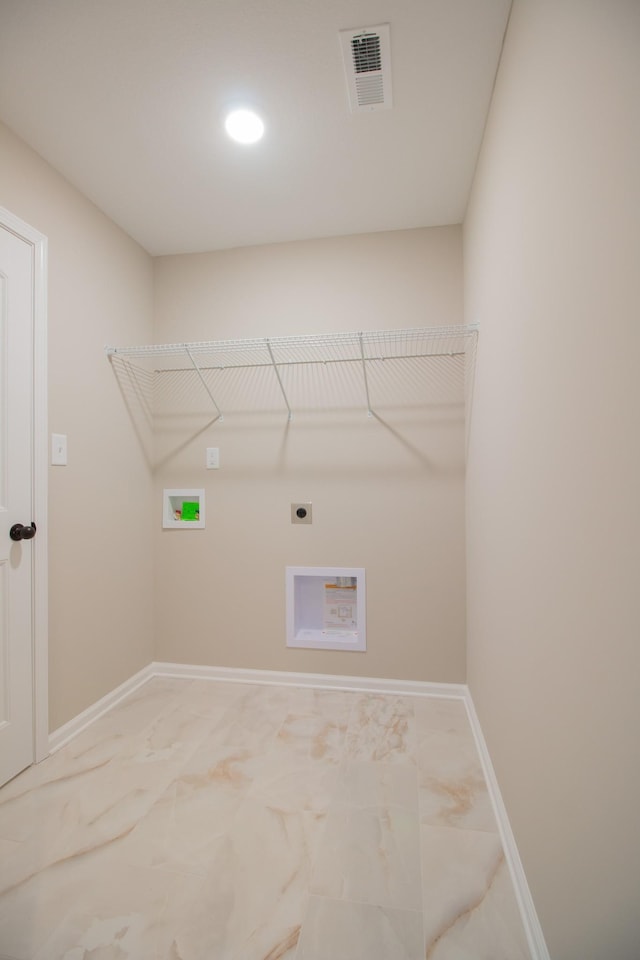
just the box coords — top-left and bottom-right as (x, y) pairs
(51, 433), (67, 466)
(206, 447), (220, 469)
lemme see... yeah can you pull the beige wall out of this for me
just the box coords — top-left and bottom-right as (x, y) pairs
(153, 227), (467, 682)
(0, 122), (155, 730)
(464, 2), (640, 958)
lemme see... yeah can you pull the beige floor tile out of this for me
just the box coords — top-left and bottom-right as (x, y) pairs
(345, 694), (416, 763)
(296, 896), (424, 960)
(417, 727), (497, 832)
(413, 696), (469, 735)
(0, 679), (531, 959)
(420, 823), (530, 959)
(310, 800), (422, 910)
(335, 760), (419, 811)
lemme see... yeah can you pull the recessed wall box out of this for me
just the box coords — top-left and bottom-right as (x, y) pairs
(286, 566), (366, 652)
(291, 502), (312, 524)
(163, 488), (205, 529)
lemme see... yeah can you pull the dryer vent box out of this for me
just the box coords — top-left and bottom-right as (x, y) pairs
(286, 566), (366, 652)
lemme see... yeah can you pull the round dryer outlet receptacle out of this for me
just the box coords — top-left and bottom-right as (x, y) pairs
(291, 502), (312, 524)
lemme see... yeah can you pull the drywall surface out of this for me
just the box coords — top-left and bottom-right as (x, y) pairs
(464, 2), (640, 958)
(0, 122), (155, 731)
(152, 227), (467, 682)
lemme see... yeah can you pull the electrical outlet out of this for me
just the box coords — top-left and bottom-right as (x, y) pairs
(206, 447), (220, 469)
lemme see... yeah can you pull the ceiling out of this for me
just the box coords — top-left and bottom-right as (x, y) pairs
(0, 0), (511, 256)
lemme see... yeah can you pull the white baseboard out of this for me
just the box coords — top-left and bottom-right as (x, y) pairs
(151, 660), (468, 699)
(48, 663), (154, 754)
(464, 691), (550, 960)
(46, 660), (547, 959)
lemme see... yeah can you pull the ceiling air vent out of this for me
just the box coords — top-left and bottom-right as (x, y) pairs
(339, 24), (392, 113)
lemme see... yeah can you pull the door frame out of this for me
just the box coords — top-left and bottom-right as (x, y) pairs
(0, 205), (48, 764)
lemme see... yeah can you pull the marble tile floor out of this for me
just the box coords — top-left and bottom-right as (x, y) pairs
(0, 677), (532, 960)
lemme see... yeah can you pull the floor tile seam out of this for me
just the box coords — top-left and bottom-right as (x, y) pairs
(246, 745), (344, 770)
(414, 725), (477, 740)
(322, 755), (420, 782)
(343, 752), (418, 766)
(245, 777), (341, 807)
(303, 890), (425, 916)
(125, 858), (210, 885)
(320, 798), (420, 817)
(419, 820), (505, 842)
(418, 818), (500, 837)
(256, 747), (347, 769)
(302, 890), (423, 916)
(339, 689), (364, 755)
(309, 828), (424, 905)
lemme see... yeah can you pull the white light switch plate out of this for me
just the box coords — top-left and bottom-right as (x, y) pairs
(51, 433), (67, 465)
(206, 447), (220, 469)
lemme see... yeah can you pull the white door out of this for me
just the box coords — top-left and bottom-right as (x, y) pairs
(0, 223), (38, 786)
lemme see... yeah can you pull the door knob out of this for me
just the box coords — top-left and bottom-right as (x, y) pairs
(10, 522), (36, 542)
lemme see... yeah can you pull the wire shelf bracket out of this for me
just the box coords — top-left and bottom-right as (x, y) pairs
(184, 344), (223, 423)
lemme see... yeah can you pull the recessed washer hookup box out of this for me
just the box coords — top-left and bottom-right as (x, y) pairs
(163, 489), (205, 529)
(285, 566), (366, 652)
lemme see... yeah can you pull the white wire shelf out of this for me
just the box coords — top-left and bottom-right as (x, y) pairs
(106, 325), (478, 421)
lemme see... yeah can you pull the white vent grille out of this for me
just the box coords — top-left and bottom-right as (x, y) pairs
(340, 24), (392, 113)
(352, 34), (382, 73)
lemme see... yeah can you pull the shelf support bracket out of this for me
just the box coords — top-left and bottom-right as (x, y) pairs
(266, 339), (293, 421)
(358, 333), (373, 417)
(184, 345), (223, 422)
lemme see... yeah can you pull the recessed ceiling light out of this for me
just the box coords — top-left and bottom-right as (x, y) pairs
(224, 109), (265, 144)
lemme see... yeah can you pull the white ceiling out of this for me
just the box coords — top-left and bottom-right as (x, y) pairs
(0, 0), (511, 256)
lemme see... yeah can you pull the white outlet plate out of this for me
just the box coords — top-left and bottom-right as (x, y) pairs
(51, 433), (67, 465)
(206, 447), (220, 469)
